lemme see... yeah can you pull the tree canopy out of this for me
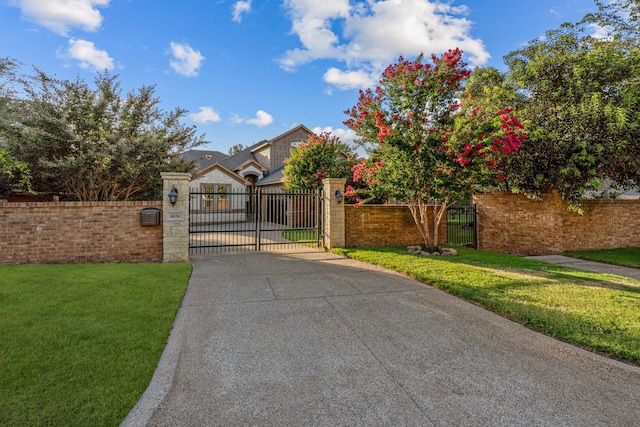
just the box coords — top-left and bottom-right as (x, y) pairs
(497, 17), (640, 208)
(0, 64), (203, 200)
(345, 49), (526, 248)
(283, 132), (356, 191)
(228, 143), (247, 156)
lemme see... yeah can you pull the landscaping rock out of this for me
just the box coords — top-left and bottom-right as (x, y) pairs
(409, 246), (457, 257)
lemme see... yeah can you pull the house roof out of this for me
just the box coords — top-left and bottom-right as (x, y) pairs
(219, 140), (267, 171)
(255, 165), (284, 186)
(181, 149), (228, 171)
(195, 161), (247, 183)
(182, 125), (314, 186)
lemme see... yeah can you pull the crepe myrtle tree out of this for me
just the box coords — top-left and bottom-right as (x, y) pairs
(344, 49), (527, 249)
(283, 132), (356, 191)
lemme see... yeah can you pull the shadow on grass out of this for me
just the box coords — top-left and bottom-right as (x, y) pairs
(333, 246), (640, 365)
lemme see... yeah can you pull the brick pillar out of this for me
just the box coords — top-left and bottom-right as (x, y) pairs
(322, 178), (346, 249)
(161, 172), (191, 262)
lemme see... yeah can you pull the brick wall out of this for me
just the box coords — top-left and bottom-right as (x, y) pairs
(345, 204), (447, 247)
(0, 200), (163, 264)
(473, 192), (640, 255)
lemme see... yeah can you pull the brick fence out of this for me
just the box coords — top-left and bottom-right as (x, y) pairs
(473, 191), (640, 255)
(0, 200), (163, 264)
(345, 204), (447, 247)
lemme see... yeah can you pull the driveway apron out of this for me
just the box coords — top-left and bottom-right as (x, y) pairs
(123, 249), (640, 426)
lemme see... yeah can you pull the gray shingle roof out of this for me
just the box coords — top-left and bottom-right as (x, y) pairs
(255, 165), (284, 186)
(219, 140), (268, 171)
(181, 150), (228, 171)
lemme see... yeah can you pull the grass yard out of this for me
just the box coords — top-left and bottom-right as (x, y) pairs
(282, 229), (320, 245)
(564, 247), (640, 269)
(0, 262), (191, 427)
(446, 208), (476, 246)
(333, 246), (640, 366)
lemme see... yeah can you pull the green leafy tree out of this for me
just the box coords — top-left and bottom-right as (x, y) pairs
(502, 23), (640, 209)
(0, 148), (32, 195)
(0, 58), (32, 195)
(1, 69), (203, 201)
(345, 49), (527, 248)
(283, 132), (356, 191)
(582, 0), (640, 49)
(228, 143), (247, 156)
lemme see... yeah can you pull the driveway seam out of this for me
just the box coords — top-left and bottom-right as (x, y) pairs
(322, 295), (436, 426)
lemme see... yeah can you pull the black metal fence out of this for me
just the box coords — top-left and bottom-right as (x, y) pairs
(189, 189), (322, 253)
(446, 204), (477, 248)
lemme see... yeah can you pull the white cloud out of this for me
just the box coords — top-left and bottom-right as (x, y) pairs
(311, 126), (360, 145)
(280, 0), (490, 90)
(14, 0), (109, 35)
(169, 42), (205, 77)
(190, 106), (221, 124)
(230, 114), (245, 125)
(232, 0), (252, 23)
(59, 38), (114, 71)
(231, 110), (273, 127)
(588, 23), (613, 40)
(246, 110), (273, 127)
(323, 68), (376, 90)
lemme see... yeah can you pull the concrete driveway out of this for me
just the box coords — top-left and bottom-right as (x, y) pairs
(123, 249), (640, 426)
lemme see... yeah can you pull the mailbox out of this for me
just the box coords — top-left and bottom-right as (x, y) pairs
(140, 208), (161, 226)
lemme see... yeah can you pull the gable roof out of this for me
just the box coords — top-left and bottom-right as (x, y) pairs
(234, 159), (268, 174)
(219, 139), (267, 171)
(194, 161), (247, 183)
(255, 165), (284, 186)
(182, 125), (315, 186)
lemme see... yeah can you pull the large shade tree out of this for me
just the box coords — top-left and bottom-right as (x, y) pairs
(345, 49), (527, 248)
(0, 58), (32, 194)
(0, 67), (203, 201)
(500, 16), (640, 209)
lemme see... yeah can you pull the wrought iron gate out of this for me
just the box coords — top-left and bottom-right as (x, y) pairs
(189, 188), (323, 253)
(446, 204), (477, 248)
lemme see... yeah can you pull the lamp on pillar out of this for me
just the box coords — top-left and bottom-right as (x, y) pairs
(168, 185), (179, 205)
(334, 189), (343, 204)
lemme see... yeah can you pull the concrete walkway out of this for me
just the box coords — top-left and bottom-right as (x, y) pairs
(525, 255), (640, 280)
(122, 249), (640, 426)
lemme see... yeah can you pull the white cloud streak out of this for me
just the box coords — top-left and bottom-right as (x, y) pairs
(169, 42), (205, 77)
(233, 110), (274, 127)
(232, 0), (252, 23)
(14, 0), (110, 35)
(280, 0), (490, 90)
(190, 106), (221, 124)
(59, 38), (114, 71)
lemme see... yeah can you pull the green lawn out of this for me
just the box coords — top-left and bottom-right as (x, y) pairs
(0, 262), (191, 427)
(446, 209), (475, 246)
(333, 246), (640, 366)
(564, 247), (640, 269)
(282, 229), (320, 245)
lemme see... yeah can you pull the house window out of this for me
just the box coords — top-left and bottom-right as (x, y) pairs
(217, 185), (229, 210)
(201, 184), (229, 210)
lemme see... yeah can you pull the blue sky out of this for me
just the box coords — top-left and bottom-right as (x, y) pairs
(1, 0), (599, 153)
